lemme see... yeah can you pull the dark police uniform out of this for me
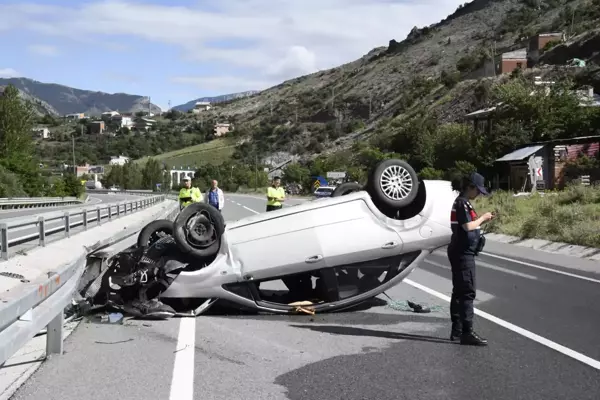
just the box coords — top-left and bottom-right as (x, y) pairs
(448, 194), (487, 346)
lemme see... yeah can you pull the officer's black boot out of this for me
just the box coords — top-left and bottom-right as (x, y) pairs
(450, 322), (462, 341)
(460, 327), (488, 346)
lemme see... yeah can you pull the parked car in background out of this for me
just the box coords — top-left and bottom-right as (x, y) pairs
(313, 186), (335, 198)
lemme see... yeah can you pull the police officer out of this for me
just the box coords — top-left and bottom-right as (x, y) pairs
(448, 172), (495, 346)
(178, 176), (203, 210)
(266, 176), (285, 212)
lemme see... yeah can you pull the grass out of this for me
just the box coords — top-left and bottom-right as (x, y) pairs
(475, 184), (600, 248)
(134, 138), (236, 168)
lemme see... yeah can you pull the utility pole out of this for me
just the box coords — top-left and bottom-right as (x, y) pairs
(254, 152), (258, 189)
(72, 134), (76, 175)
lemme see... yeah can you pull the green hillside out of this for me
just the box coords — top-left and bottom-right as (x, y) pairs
(134, 138), (236, 168)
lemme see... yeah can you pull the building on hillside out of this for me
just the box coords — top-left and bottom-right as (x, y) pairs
(32, 127), (50, 139)
(109, 155), (130, 166)
(493, 135), (600, 191)
(101, 111), (120, 121)
(134, 117), (156, 131)
(88, 121), (105, 134)
(464, 80), (599, 134)
(528, 32), (565, 65)
(192, 101), (211, 113)
(65, 113), (85, 120)
(111, 114), (134, 128)
(499, 48), (527, 74)
(214, 122), (232, 137)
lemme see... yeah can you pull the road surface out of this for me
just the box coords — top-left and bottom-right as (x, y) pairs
(3, 193), (142, 256)
(10, 193), (600, 400)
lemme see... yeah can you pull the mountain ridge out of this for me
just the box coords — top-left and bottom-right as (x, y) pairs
(171, 91), (261, 111)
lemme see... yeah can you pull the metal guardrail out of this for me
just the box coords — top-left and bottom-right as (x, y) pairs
(0, 196), (81, 210)
(0, 194), (167, 261)
(0, 199), (179, 368)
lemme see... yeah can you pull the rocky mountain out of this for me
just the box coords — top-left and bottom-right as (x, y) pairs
(0, 77), (162, 116)
(177, 0), (599, 161)
(172, 91), (260, 112)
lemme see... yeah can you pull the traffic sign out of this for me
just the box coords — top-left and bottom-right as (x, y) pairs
(536, 168), (543, 177)
(327, 171), (346, 179)
(313, 180), (321, 190)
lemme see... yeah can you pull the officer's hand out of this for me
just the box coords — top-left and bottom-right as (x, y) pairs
(482, 212), (494, 221)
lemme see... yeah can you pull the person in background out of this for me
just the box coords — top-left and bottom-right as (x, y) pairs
(448, 172), (495, 346)
(205, 179), (225, 212)
(266, 176), (285, 212)
(178, 176), (202, 210)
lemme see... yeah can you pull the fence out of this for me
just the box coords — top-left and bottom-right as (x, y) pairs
(0, 194), (167, 261)
(0, 198), (179, 369)
(0, 197), (82, 210)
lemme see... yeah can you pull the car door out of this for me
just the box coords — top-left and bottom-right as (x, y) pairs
(227, 211), (325, 280)
(313, 197), (403, 267)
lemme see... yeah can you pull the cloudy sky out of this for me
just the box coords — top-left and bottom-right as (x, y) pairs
(0, 0), (465, 108)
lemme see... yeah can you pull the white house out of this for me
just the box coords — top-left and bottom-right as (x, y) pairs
(192, 101), (211, 113)
(32, 127), (50, 139)
(109, 155), (130, 166)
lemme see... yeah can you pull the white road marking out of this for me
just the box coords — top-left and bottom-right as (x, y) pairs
(242, 205), (260, 214)
(404, 278), (600, 371)
(481, 252), (600, 284)
(425, 259), (539, 280)
(169, 317), (196, 400)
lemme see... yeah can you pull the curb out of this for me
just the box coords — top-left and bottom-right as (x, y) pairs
(486, 233), (600, 262)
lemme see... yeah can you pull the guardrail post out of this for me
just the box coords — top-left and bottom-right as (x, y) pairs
(0, 223), (8, 261)
(108, 205), (112, 221)
(117, 203), (121, 218)
(82, 210), (88, 230)
(124, 202), (128, 215)
(38, 216), (46, 247)
(64, 212), (71, 238)
(46, 309), (64, 355)
(97, 207), (101, 226)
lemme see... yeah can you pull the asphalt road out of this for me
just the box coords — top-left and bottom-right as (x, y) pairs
(11, 193), (600, 400)
(2, 193), (143, 256)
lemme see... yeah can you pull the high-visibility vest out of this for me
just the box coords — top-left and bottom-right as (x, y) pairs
(179, 187), (202, 207)
(267, 186), (285, 206)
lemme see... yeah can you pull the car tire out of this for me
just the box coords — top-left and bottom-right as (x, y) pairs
(173, 203), (225, 258)
(137, 219), (174, 248)
(331, 182), (363, 197)
(366, 159), (419, 209)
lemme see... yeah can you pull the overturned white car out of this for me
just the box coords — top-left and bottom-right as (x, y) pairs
(83, 159), (456, 318)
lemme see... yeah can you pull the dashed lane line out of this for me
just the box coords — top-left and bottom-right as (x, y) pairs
(480, 252), (600, 285)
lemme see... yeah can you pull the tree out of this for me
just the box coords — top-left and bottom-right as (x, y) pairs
(142, 158), (164, 191)
(63, 173), (84, 197)
(282, 163), (310, 184)
(0, 85), (45, 195)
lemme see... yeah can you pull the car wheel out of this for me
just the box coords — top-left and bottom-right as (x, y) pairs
(331, 182), (363, 197)
(366, 159), (419, 209)
(173, 203), (225, 258)
(137, 219), (174, 248)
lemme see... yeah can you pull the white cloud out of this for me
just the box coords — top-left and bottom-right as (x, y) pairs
(0, 0), (466, 91)
(0, 68), (20, 78)
(27, 44), (59, 56)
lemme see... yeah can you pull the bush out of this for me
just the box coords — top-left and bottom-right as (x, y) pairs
(475, 185), (600, 247)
